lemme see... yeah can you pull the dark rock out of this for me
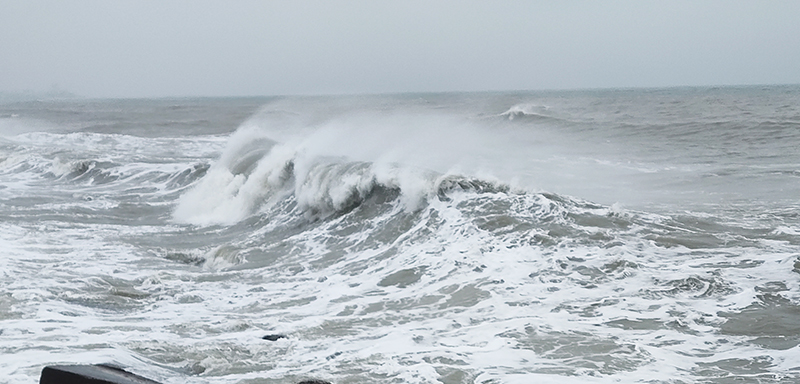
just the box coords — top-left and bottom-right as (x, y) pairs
(40, 364), (161, 384)
(262, 334), (287, 341)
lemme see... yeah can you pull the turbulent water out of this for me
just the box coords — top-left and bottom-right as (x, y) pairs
(1, 86), (800, 384)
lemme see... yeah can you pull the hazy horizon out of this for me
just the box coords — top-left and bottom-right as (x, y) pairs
(4, 82), (800, 103)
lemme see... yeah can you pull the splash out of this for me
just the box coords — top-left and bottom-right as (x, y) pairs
(173, 110), (513, 226)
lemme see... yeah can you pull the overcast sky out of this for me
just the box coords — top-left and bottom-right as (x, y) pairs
(2, 1), (798, 98)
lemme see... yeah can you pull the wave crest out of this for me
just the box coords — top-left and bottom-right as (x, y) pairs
(172, 125), (529, 226)
(499, 103), (553, 121)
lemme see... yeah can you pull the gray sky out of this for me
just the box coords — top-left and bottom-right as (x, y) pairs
(2, 1), (799, 98)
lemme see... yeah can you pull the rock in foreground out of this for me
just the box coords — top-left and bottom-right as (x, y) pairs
(41, 363), (332, 384)
(40, 365), (161, 384)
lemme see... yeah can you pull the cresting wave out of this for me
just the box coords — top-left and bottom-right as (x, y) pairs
(173, 125), (512, 226)
(169, 120), (792, 270)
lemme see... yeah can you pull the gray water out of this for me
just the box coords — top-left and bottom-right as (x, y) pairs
(1, 85), (800, 383)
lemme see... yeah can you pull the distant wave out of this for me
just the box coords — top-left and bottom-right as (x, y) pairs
(498, 103), (555, 121)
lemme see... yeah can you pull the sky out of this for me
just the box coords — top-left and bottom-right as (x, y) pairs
(1, 0), (799, 98)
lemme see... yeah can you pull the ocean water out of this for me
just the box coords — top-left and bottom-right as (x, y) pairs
(1, 86), (800, 384)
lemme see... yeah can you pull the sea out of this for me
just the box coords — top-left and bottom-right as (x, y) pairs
(1, 85), (799, 384)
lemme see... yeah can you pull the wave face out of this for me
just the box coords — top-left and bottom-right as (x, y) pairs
(2, 88), (800, 384)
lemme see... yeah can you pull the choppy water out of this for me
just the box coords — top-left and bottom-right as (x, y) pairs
(2, 86), (800, 384)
